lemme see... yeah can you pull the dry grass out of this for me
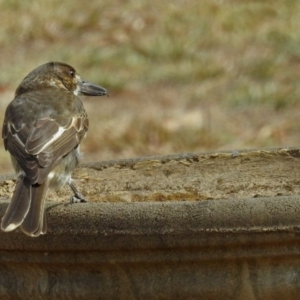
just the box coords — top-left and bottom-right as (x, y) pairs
(0, 0), (300, 174)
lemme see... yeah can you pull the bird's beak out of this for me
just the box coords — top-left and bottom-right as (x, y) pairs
(79, 81), (108, 96)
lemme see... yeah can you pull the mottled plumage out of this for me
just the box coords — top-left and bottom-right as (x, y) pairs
(1, 62), (107, 237)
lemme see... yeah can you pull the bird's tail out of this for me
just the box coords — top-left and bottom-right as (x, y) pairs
(1, 174), (31, 232)
(1, 174), (49, 237)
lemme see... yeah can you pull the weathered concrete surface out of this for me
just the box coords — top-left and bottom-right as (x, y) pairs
(1, 147), (300, 203)
(0, 148), (300, 299)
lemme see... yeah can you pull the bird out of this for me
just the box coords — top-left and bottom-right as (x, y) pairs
(1, 62), (107, 237)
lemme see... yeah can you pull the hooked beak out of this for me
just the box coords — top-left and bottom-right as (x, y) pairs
(79, 80), (108, 96)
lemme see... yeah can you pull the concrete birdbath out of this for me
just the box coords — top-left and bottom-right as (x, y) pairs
(0, 148), (300, 299)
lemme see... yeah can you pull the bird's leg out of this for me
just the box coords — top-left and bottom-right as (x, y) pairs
(68, 182), (88, 203)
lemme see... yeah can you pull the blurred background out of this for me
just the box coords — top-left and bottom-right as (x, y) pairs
(0, 0), (300, 174)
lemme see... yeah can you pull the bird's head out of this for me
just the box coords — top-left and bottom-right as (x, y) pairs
(15, 62), (107, 97)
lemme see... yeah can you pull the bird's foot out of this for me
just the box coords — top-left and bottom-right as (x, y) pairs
(70, 193), (88, 203)
(69, 182), (88, 203)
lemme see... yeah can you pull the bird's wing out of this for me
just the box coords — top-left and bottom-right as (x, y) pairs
(3, 104), (88, 185)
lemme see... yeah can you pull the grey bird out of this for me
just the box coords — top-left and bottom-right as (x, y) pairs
(1, 62), (107, 237)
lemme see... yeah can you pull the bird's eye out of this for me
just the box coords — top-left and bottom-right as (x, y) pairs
(69, 69), (75, 77)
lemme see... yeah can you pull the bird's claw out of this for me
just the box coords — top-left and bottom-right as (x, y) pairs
(70, 193), (88, 203)
(68, 182), (88, 203)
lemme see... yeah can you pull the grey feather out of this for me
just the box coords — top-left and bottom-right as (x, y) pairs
(1, 174), (31, 232)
